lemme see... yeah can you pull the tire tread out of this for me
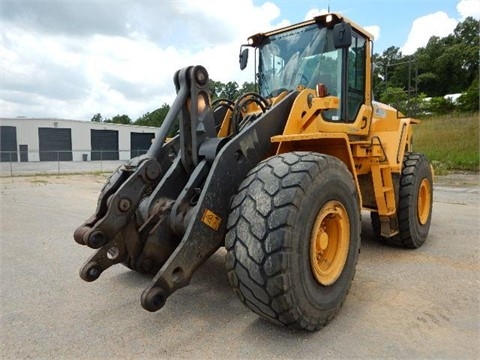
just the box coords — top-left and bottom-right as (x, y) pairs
(226, 152), (360, 331)
(371, 152), (432, 248)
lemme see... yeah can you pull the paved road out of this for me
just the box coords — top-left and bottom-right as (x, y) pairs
(0, 174), (479, 359)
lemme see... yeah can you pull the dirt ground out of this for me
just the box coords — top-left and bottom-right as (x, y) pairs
(0, 173), (479, 359)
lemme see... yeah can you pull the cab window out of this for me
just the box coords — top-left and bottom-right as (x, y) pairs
(347, 33), (366, 121)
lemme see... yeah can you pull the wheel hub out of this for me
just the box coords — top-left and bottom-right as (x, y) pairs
(417, 178), (431, 225)
(317, 231), (329, 251)
(310, 201), (350, 286)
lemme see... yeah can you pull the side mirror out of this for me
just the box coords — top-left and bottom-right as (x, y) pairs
(333, 22), (352, 49)
(239, 48), (249, 70)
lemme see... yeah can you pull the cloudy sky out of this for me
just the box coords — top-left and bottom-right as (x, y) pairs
(1, 0), (479, 121)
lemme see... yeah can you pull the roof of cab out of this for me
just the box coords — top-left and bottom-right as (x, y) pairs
(248, 13), (374, 46)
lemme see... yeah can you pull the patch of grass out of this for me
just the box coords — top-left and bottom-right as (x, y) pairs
(29, 178), (48, 185)
(3, 171), (110, 179)
(90, 170), (108, 177)
(414, 113), (479, 172)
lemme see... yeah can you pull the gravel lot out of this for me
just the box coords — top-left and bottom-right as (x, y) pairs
(1, 173), (479, 359)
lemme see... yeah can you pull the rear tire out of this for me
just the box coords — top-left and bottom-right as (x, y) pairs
(225, 152), (361, 331)
(371, 152), (433, 248)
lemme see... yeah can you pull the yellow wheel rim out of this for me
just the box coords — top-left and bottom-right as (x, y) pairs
(310, 201), (350, 286)
(417, 178), (431, 225)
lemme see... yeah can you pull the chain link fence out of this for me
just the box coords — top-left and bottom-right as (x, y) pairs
(0, 149), (148, 176)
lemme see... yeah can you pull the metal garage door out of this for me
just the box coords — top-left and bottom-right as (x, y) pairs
(91, 129), (119, 160)
(0, 126), (18, 162)
(38, 128), (73, 161)
(130, 132), (155, 158)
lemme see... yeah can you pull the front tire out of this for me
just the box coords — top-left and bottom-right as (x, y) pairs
(225, 152), (361, 331)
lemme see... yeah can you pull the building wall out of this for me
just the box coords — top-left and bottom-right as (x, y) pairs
(0, 118), (157, 162)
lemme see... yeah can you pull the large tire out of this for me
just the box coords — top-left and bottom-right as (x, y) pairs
(371, 152), (433, 248)
(225, 152), (361, 331)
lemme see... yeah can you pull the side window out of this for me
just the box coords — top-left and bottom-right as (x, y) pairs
(347, 33), (366, 121)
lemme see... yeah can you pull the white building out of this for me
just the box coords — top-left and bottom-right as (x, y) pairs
(0, 118), (158, 163)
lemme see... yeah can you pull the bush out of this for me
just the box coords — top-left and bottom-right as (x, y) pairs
(426, 97), (456, 115)
(457, 76), (479, 113)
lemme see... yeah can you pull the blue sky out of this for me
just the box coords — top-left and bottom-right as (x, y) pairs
(261, 0), (470, 53)
(1, 0), (479, 120)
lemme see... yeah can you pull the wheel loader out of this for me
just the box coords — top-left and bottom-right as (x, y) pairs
(74, 13), (433, 331)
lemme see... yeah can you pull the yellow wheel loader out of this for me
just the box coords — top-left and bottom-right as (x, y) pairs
(74, 13), (433, 331)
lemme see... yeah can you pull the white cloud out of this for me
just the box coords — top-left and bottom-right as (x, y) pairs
(401, 11), (457, 55)
(364, 25), (380, 41)
(0, 0), (290, 120)
(457, 0), (480, 19)
(304, 8), (328, 21)
(400, 1), (479, 56)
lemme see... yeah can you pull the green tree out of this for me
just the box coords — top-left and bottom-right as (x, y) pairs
(453, 17), (479, 86)
(380, 86), (408, 113)
(91, 113), (103, 122)
(416, 72), (439, 96)
(135, 104), (170, 127)
(239, 81), (257, 94)
(425, 96), (456, 115)
(209, 80), (256, 101)
(415, 36), (449, 96)
(135, 103), (178, 136)
(372, 16), (479, 114)
(110, 114), (132, 124)
(209, 80), (225, 100)
(415, 17), (479, 97)
(405, 92), (428, 116)
(372, 47), (405, 99)
(457, 75), (480, 113)
(220, 81), (240, 100)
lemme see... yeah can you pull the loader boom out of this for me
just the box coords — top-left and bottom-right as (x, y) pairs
(74, 65), (296, 311)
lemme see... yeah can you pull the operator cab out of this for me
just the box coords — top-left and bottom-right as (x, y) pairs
(240, 13), (372, 124)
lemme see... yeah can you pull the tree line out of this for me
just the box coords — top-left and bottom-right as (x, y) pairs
(373, 16), (479, 114)
(92, 16), (478, 126)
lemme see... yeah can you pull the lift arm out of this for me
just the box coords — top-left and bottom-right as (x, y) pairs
(74, 65), (297, 312)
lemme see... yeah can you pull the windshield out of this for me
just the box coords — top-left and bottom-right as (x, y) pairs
(258, 24), (343, 98)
